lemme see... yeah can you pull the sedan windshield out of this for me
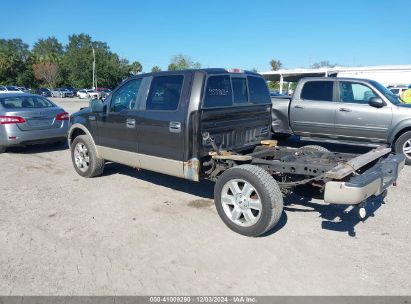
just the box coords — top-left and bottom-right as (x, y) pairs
(371, 81), (402, 105)
(0, 96), (55, 109)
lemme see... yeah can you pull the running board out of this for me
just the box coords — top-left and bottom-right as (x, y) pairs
(300, 136), (383, 148)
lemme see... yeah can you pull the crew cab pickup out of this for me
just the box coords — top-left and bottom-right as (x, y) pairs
(271, 77), (411, 164)
(68, 69), (405, 236)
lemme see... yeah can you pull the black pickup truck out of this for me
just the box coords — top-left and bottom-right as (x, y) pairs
(68, 69), (405, 236)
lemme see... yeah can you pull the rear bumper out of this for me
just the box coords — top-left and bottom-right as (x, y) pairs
(324, 154), (405, 205)
(0, 122), (68, 147)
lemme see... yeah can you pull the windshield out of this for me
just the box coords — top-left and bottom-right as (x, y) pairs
(370, 81), (402, 105)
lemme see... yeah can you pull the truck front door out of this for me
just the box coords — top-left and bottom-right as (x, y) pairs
(334, 81), (393, 142)
(94, 78), (143, 167)
(290, 80), (337, 137)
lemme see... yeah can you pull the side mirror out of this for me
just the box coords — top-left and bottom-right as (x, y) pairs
(369, 97), (385, 108)
(90, 99), (104, 112)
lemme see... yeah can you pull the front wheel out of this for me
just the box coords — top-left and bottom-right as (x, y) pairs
(0, 146), (6, 153)
(214, 165), (284, 237)
(394, 131), (411, 165)
(71, 135), (105, 177)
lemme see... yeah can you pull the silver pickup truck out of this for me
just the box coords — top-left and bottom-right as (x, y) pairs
(271, 77), (411, 164)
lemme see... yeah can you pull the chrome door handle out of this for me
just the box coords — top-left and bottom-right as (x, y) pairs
(294, 105), (304, 109)
(169, 121), (181, 133)
(339, 108), (352, 112)
(88, 115), (96, 121)
(126, 118), (135, 128)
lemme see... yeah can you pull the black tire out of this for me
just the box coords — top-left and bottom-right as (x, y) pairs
(394, 131), (411, 165)
(71, 135), (105, 178)
(0, 146), (6, 154)
(214, 164), (284, 237)
(300, 145), (330, 153)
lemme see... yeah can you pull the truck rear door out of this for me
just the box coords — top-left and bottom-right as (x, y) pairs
(133, 72), (191, 177)
(289, 80), (336, 137)
(199, 73), (271, 157)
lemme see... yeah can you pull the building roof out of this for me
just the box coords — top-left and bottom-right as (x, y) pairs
(260, 64), (411, 82)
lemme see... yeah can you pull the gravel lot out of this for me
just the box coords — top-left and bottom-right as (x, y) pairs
(0, 98), (410, 295)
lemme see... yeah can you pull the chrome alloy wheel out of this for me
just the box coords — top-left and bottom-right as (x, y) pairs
(221, 179), (262, 227)
(74, 142), (90, 172)
(403, 139), (411, 160)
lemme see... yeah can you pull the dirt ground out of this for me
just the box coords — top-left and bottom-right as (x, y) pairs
(0, 98), (410, 295)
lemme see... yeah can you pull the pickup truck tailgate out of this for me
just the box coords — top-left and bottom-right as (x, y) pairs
(200, 104), (271, 157)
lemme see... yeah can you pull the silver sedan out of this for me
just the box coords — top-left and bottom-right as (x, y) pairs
(0, 93), (69, 153)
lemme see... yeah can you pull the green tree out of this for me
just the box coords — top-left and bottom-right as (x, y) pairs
(129, 61), (142, 74)
(269, 59), (282, 71)
(310, 60), (338, 69)
(168, 54), (201, 71)
(61, 34), (130, 88)
(32, 36), (63, 63)
(0, 38), (31, 85)
(268, 59), (283, 91)
(151, 66), (162, 72)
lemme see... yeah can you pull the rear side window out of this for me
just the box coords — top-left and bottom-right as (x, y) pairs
(247, 76), (271, 104)
(301, 81), (333, 101)
(0, 96), (54, 108)
(146, 75), (184, 111)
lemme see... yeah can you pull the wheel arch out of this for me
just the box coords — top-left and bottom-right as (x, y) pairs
(68, 124), (98, 152)
(390, 120), (411, 145)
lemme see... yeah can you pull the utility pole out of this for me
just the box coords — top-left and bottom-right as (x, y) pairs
(92, 47), (96, 89)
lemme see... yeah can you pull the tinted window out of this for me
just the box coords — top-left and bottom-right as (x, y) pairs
(339, 82), (376, 104)
(232, 78), (248, 104)
(110, 78), (142, 112)
(203, 75), (233, 108)
(146, 75), (183, 111)
(301, 81), (333, 101)
(0, 96), (54, 108)
(247, 76), (271, 104)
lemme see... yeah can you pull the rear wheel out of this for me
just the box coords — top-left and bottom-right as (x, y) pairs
(71, 135), (105, 177)
(0, 146), (6, 153)
(394, 131), (411, 165)
(214, 165), (284, 237)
